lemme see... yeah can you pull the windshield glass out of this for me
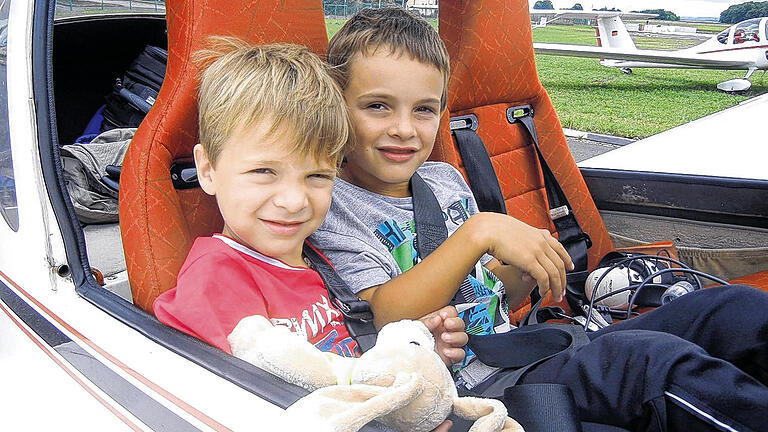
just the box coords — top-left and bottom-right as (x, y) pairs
(733, 18), (761, 44)
(0, 0), (17, 230)
(55, 0), (165, 19)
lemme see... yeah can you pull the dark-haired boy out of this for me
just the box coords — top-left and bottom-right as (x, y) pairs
(312, 7), (768, 431)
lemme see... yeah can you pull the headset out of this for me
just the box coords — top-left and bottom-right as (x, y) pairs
(575, 253), (729, 331)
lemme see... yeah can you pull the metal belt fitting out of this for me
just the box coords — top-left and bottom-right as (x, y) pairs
(449, 114), (478, 131)
(549, 205), (570, 220)
(456, 358), (501, 389)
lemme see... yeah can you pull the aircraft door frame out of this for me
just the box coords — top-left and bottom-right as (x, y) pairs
(0, 0), (69, 292)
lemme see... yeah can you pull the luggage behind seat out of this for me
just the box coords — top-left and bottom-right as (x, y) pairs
(431, 1), (614, 319)
(119, 0), (330, 312)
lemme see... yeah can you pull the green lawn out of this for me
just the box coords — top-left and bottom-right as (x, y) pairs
(532, 25), (767, 138)
(326, 20), (767, 138)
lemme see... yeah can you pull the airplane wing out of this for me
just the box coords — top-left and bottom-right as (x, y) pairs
(529, 10), (657, 20)
(532, 43), (753, 69)
(579, 92), (768, 180)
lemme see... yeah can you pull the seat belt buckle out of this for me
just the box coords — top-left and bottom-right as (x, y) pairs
(449, 114), (478, 131)
(506, 104), (534, 123)
(333, 298), (374, 322)
(549, 205), (570, 220)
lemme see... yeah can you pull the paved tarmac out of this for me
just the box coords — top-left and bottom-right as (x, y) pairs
(564, 130), (634, 163)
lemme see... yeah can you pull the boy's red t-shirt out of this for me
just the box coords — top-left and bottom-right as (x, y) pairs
(153, 235), (358, 356)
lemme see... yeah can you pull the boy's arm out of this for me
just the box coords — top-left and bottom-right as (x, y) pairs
(359, 212), (574, 328)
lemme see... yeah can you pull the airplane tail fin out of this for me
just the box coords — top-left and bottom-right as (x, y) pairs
(596, 16), (637, 51)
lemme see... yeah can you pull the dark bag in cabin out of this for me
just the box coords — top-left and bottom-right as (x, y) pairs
(101, 45), (167, 131)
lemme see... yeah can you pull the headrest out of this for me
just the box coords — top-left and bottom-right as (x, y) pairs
(120, 0), (329, 312)
(439, 1), (542, 112)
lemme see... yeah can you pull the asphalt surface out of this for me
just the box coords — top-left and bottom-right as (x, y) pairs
(564, 131), (634, 163)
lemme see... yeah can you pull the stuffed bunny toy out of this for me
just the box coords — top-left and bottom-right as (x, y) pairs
(228, 315), (523, 432)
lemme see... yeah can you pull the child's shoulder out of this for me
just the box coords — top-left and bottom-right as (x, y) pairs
(417, 161), (463, 179)
(179, 236), (242, 272)
(416, 161), (471, 192)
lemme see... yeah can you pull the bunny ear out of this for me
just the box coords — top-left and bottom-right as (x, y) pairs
(287, 373), (424, 432)
(453, 396), (525, 432)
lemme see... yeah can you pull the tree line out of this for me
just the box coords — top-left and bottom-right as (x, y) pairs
(720, 1), (768, 23)
(532, 2), (679, 21)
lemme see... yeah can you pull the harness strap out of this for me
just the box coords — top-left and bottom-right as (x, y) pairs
(411, 173), (448, 259)
(506, 106), (591, 305)
(302, 242), (377, 353)
(503, 384), (585, 432)
(411, 153), (589, 427)
(450, 114), (506, 214)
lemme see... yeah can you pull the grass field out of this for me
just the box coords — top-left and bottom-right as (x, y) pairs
(532, 25), (768, 138)
(326, 20), (767, 138)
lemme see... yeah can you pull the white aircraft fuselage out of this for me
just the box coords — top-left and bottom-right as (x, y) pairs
(532, 12), (768, 91)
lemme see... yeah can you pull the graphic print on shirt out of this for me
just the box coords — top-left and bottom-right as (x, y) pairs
(373, 199), (510, 368)
(269, 294), (359, 357)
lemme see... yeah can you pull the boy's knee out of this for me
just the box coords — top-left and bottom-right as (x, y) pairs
(593, 330), (702, 365)
(698, 284), (768, 313)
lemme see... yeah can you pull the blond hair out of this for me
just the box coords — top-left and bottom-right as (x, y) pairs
(326, 7), (450, 110)
(196, 37), (349, 167)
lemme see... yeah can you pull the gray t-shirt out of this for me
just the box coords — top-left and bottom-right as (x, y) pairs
(310, 162), (511, 369)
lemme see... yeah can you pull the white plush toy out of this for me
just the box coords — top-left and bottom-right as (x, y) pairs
(228, 315), (523, 432)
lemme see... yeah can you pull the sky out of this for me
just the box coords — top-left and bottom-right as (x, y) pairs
(528, 0), (756, 18)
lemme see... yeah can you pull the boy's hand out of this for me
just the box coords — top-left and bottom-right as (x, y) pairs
(420, 306), (468, 367)
(473, 213), (574, 303)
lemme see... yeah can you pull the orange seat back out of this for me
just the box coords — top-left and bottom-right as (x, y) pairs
(433, 1), (614, 316)
(119, 0), (329, 312)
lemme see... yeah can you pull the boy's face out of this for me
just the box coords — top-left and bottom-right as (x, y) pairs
(194, 120), (337, 267)
(342, 50), (444, 197)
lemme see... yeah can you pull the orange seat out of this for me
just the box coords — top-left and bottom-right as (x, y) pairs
(730, 270), (768, 289)
(432, 1), (614, 319)
(119, 0), (329, 312)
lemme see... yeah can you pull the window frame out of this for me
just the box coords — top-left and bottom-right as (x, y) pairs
(0, 0), (19, 231)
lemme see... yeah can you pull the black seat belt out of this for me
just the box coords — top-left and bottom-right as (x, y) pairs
(506, 105), (591, 282)
(451, 106), (592, 309)
(449, 114), (506, 215)
(411, 170), (586, 432)
(302, 242), (377, 353)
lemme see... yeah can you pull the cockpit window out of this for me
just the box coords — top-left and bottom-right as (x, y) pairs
(716, 28), (729, 44)
(0, 0), (17, 231)
(733, 18), (761, 44)
(55, 0), (166, 18)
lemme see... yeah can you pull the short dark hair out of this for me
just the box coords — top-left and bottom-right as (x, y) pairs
(326, 7), (449, 110)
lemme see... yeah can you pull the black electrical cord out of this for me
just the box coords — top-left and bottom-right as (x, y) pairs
(584, 254), (708, 331)
(625, 268), (729, 320)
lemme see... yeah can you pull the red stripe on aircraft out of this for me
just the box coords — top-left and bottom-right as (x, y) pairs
(698, 44), (768, 54)
(0, 271), (232, 432)
(0, 299), (144, 431)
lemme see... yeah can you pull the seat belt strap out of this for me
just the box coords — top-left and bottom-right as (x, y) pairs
(507, 105), (592, 305)
(450, 114), (507, 214)
(506, 105), (591, 271)
(411, 171), (588, 425)
(302, 242), (377, 352)
(411, 172), (448, 259)
(503, 384), (584, 432)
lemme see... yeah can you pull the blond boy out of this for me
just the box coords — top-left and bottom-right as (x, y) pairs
(153, 38), (466, 380)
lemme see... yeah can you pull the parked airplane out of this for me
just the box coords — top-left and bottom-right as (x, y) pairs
(532, 11), (768, 92)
